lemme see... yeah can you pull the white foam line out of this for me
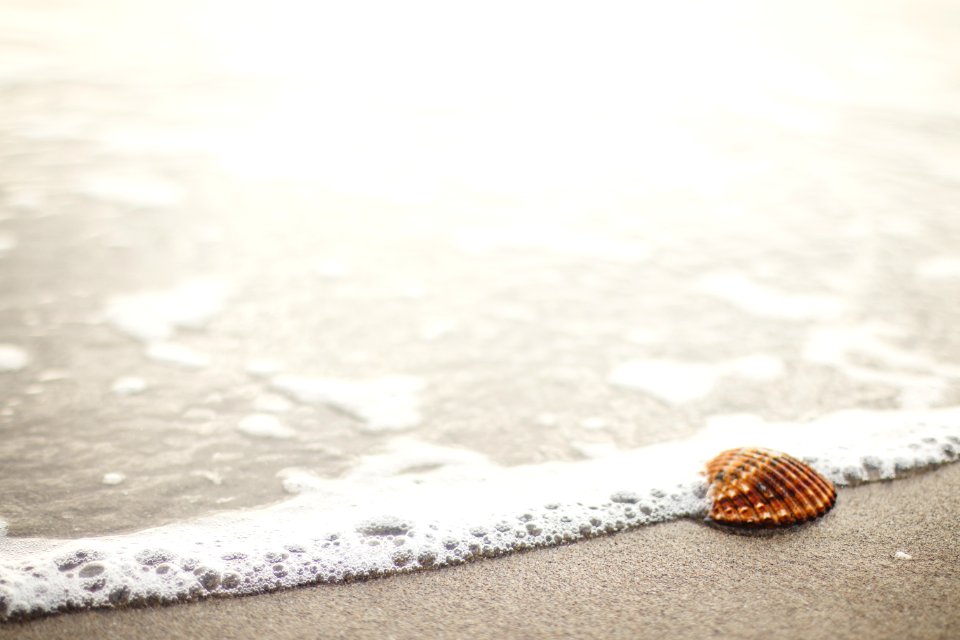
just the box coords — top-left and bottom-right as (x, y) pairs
(1, 407), (958, 620)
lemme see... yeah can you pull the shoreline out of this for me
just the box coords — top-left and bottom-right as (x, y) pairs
(3, 406), (953, 620)
(3, 462), (958, 639)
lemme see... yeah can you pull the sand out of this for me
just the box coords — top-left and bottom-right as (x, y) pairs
(2, 1), (959, 638)
(3, 462), (957, 640)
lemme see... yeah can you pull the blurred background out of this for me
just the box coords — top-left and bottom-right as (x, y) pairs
(1, 0), (958, 539)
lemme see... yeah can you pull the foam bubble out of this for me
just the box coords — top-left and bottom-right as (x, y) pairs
(1, 406), (955, 620)
(276, 468), (325, 495)
(145, 343), (210, 369)
(697, 271), (844, 320)
(237, 414), (295, 439)
(608, 355), (785, 404)
(111, 376), (148, 396)
(105, 278), (229, 343)
(0, 344), (30, 372)
(340, 439), (490, 480)
(278, 441), (488, 495)
(271, 374), (425, 431)
(609, 360), (719, 404)
(101, 473), (126, 486)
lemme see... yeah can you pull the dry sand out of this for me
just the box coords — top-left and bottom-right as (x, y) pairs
(3, 463), (957, 640)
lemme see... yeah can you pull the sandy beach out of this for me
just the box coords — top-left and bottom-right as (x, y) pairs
(3, 462), (957, 639)
(2, 0), (960, 637)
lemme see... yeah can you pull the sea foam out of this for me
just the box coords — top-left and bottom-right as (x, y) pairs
(0, 345), (29, 372)
(237, 414), (295, 439)
(0, 406), (957, 620)
(608, 355), (785, 404)
(271, 374), (425, 431)
(104, 278), (229, 343)
(145, 342), (211, 370)
(803, 324), (960, 409)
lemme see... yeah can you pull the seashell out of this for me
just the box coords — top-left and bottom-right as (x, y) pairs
(704, 447), (836, 528)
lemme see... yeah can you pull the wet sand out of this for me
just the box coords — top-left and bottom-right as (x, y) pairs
(4, 462), (957, 640)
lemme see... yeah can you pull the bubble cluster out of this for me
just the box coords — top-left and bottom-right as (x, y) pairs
(0, 407), (958, 621)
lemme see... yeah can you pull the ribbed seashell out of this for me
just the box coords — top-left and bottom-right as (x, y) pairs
(705, 447), (836, 528)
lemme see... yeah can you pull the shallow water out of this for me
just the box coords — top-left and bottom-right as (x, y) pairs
(1, 0), (960, 620)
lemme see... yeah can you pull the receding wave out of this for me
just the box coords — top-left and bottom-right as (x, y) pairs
(2, 407), (957, 621)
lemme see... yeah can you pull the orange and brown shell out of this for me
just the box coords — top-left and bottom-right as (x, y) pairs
(704, 447), (836, 528)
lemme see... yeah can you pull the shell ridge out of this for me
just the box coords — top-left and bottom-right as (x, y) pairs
(728, 483), (763, 525)
(752, 464), (797, 526)
(704, 447), (837, 529)
(714, 454), (766, 526)
(778, 456), (834, 519)
(789, 457), (837, 506)
(767, 457), (818, 521)
(754, 457), (809, 524)
(706, 448), (740, 479)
